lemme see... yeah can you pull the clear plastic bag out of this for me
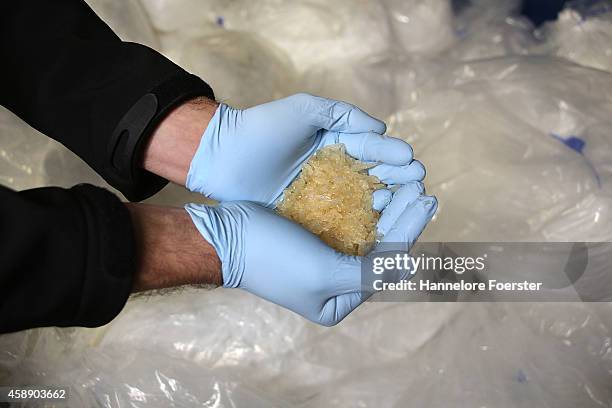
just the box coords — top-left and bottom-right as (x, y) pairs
(301, 54), (401, 120)
(139, 0), (224, 33)
(535, 1), (612, 73)
(218, 0), (392, 72)
(382, 0), (456, 55)
(178, 29), (298, 108)
(0, 108), (54, 191)
(387, 56), (612, 242)
(85, 0), (160, 50)
(449, 0), (537, 60)
(1, 293), (611, 407)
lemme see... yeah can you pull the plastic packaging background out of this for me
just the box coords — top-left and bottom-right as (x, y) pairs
(2, 0), (612, 407)
(535, 1), (612, 72)
(179, 30), (298, 108)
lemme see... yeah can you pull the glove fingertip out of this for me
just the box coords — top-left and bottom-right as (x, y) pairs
(372, 119), (387, 135)
(413, 160), (427, 181)
(346, 105), (385, 133)
(421, 195), (438, 219)
(381, 194), (437, 244)
(379, 137), (413, 165)
(372, 189), (393, 211)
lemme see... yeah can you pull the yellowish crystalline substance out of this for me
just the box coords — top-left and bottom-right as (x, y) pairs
(277, 144), (382, 256)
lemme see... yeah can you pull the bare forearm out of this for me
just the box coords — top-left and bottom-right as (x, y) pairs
(142, 97), (218, 185)
(126, 202), (222, 291)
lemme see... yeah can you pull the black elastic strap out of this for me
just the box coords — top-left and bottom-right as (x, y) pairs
(106, 73), (215, 201)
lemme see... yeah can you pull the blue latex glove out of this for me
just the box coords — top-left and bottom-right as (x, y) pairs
(185, 182), (437, 326)
(186, 93), (425, 207)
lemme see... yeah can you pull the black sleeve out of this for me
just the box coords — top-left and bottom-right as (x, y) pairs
(0, 184), (135, 334)
(0, 0), (216, 333)
(0, 0), (215, 201)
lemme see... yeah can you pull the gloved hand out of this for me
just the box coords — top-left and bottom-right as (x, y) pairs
(186, 93), (426, 207)
(185, 182), (437, 326)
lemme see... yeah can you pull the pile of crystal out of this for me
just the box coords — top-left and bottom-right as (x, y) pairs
(277, 144), (383, 256)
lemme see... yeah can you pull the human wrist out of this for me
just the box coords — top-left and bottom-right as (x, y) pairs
(141, 97), (219, 186)
(184, 103), (228, 198)
(184, 202), (248, 289)
(126, 202), (222, 291)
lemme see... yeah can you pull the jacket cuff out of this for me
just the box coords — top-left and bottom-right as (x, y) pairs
(70, 184), (136, 327)
(105, 72), (215, 202)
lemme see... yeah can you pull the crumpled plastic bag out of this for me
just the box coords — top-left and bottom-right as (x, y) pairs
(218, 0), (392, 72)
(85, 0), (160, 49)
(2, 292), (611, 407)
(535, 2), (612, 73)
(178, 29), (297, 108)
(386, 56), (612, 242)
